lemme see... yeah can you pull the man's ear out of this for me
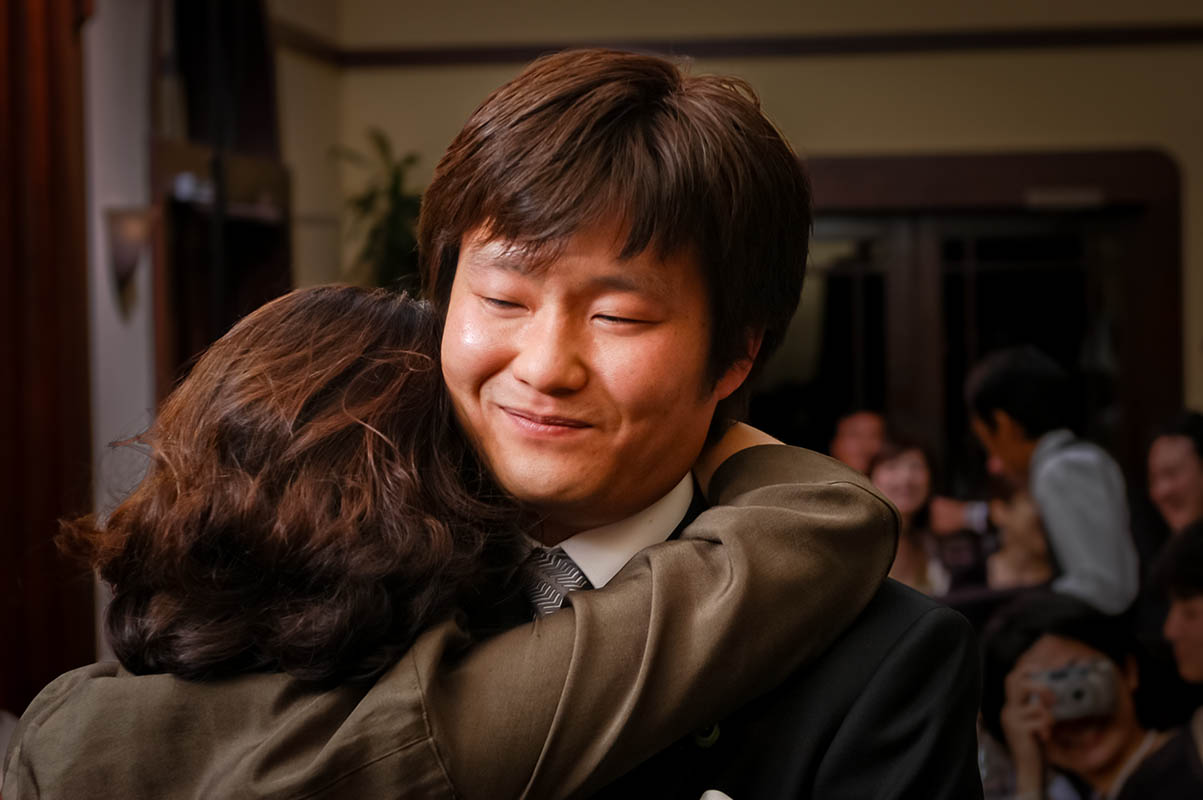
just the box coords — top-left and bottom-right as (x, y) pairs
(992, 409), (1018, 439)
(993, 409), (1030, 444)
(714, 329), (764, 401)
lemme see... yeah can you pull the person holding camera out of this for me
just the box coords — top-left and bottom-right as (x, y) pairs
(982, 590), (1203, 800)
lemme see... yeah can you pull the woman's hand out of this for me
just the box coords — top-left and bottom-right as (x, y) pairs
(1000, 666), (1054, 796)
(693, 422), (782, 498)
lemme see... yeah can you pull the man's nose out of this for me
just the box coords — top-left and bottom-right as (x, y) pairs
(1149, 481), (1171, 505)
(510, 311), (588, 394)
(1165, 606), (1183, 641)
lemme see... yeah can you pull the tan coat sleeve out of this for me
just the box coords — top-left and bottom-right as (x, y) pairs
(412, 444), (899, 800)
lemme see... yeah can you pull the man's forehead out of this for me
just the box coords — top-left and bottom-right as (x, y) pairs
(458, 226), (688, 297)
(1152, 435), (1202, 463)
(839, 412), (884, 434)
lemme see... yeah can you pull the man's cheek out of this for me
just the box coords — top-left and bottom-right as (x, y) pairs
(442, 319), (482, 366)
(453, 313), (495, 352)
(444, 324), (507, 399)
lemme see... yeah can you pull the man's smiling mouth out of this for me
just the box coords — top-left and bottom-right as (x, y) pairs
(500, 406), (593, 430)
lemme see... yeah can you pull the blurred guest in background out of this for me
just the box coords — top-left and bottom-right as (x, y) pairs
(829, 409), (885, 474)
(929, 455), (1008, 537)
(869, 436), (949, 596)
(1126, 511), (1203, 736)
(967, 348), (1138, 615)
(987, 490), (1055, 592)
(1154, 521), (1203, 685)
(936, 477), (1054, 635)
(983, 591), (1203, 800)
(1148, 412), (1203, 536)
(1128, 413), (1203, 641)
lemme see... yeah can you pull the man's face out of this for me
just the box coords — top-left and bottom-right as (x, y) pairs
(441, 223), (751, 541)
(830, 412), (884, 474)
(971, 412), (1030, 482)
(1164, 595), (1203, 682)
(1148, 435), (1203, 533)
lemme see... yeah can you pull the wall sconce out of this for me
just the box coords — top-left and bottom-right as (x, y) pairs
(105, 207), (154, 318)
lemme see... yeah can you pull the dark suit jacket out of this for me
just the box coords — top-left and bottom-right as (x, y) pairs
(599, 580), (984, 799)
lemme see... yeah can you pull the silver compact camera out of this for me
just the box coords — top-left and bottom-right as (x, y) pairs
(1029, 659), (1118, 721)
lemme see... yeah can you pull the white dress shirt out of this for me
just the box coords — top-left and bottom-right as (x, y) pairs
(550, 474), (695, 588)
(1029, 428), (1139, 614)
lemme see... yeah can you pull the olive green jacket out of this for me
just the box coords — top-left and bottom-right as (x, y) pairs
(3, 446), (897, 799)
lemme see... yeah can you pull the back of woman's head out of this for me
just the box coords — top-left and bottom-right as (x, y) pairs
(62, 285), (522, 684)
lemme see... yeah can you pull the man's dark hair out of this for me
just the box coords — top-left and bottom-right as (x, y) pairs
(980, 590), (1138, 746)
(965, 347), (1072, 438)
(1152, 520), (1203, 599)
(418, 48), (811, 432)
(1150, 411), (1203, 462)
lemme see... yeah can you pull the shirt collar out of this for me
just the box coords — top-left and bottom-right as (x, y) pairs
(553, 475), (695, 588)
(1031, 428), (1075, 469)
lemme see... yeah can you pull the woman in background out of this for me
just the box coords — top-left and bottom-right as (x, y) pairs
(3, 286), (894, 799)
(870, 436), (949, 596)
(987, 489), (1056, 592)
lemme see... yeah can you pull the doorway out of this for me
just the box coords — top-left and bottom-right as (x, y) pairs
(749, 151), (1181, 495)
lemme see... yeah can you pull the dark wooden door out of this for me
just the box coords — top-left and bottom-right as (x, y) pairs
(749, 152), (1181, 492)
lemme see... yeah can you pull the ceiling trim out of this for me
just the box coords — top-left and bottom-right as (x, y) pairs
(272, 21), (1203, 68)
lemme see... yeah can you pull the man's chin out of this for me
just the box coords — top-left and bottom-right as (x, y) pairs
(1175, 656), (1203, 683)
(498, 480), (631, 539)
(494, 470), (596, 515)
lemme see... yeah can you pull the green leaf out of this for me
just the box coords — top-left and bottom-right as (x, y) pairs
(340, 128), (423, 289)
(329, 144), (371, 168)
(368, 127), (394, 167)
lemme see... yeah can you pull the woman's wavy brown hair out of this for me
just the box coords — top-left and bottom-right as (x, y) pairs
(61, 285), (523, 684)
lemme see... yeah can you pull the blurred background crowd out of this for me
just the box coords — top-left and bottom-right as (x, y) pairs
(822, 384), (1203, 798)
(6, 1), (1203, 797)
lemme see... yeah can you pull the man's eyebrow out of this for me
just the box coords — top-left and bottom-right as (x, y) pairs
(589, 273), (669, 298)
(461, 240), (540, 274)
(462, 239), (674, 297)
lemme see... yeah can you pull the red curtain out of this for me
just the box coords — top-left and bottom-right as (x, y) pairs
(0, 0), (95, 715)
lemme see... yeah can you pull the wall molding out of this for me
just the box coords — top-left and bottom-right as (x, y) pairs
(273, 21), (1203, 68)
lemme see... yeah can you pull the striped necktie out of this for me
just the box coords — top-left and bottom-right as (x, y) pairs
(523, 546), (592, 617)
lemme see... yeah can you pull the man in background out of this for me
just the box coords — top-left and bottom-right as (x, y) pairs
(966, 347), (1139, 614)
(829, 408), (886, 473)
(1155, 521), (1203, 684)
(1149, 412), (1203, 535)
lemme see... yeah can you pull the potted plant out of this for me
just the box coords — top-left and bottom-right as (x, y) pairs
(333, 128), (422, 291)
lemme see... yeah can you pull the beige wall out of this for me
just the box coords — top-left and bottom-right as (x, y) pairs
(270, 0), (344, 287)
(275, 0), (1203, 404)
(83, 0), (158, 660)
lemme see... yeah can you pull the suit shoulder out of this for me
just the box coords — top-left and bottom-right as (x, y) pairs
(853, 580), (977, 652)
(18, 662), (119, 726)
(711, 445), (897, 516)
